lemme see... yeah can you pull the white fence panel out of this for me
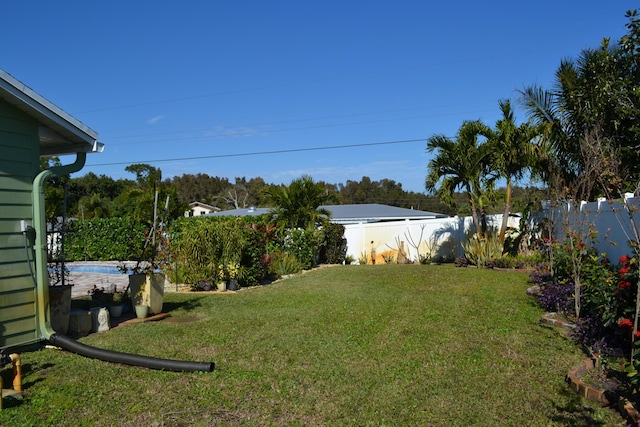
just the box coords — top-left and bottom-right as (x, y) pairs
(343, 214), (516, 264)
(546, 194), (640, 262)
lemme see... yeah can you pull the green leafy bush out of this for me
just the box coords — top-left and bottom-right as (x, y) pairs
(240, 220), (276, 286)
(169, 215), (276, 287)
(282, 228), (323, 270)
(170, 216), (247, 285)
(65, 218), (147, 261)
(318, 223), (347, 264)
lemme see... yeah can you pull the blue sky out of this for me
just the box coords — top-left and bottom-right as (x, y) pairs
(2, 1), (632, 193)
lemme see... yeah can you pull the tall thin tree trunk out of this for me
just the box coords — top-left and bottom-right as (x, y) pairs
(469, 199), (483, 239)
(499, 179), (513, 243)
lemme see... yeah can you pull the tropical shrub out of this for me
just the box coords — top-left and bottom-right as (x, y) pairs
(418, 253), (432, 264)
(358, 251), (369, 265)
(169, 215), (337, 287)
(169, 216), (247, 285)
(281, 228), (323, 270)
(318, 223), (347, 264)
(268, 250), (303, 277)
(461, 234), (503, 267)
(240, 220), (276, 286)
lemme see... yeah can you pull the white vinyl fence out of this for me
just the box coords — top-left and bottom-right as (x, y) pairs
(343, 213), (519, 264)
(543, 193), (640, 262)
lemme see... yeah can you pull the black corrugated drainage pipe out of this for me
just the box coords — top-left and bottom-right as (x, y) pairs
(48, 333), (214, 372)
(33, 154), (214, 374)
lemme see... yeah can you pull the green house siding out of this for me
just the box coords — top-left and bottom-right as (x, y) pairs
(0, 99), (40, 348)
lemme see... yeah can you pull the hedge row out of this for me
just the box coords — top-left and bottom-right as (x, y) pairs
(63, 216), (347, 287)
(65, 218), (148, 261)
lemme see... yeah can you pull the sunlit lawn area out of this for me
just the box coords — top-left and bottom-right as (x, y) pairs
(0, 264), (625, 426)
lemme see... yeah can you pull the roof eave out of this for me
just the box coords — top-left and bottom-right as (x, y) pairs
(0, 69), (101, 155)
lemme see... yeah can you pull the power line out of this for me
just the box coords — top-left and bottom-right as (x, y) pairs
(104, 109), (490, 147)
(88, 138), (426, 167)
(104, 100), (495, 139)
(72, 45), (581, 115)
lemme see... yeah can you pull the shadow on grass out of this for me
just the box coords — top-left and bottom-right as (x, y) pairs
(72, 296), (205, 314)
(548, 386), (614, 426)
(0, 362), (54, 409)
(161, 297), (205, 314)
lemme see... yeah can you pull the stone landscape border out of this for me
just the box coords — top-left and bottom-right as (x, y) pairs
(539, 311), (640, 423)
(565, 356), (640, 423)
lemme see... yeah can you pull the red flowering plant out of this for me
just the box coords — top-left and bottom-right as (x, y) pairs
(548, 233), (609, 319)
(577, 252), (638, 337)
(614, 254), (638, 328)
(576, 250), (618, 325)
(618, 250), (640, 392)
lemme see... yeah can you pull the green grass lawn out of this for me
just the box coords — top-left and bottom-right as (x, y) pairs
(0, 265), (626, 426)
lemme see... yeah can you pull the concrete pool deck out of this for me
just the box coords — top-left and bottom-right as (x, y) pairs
(53, 262), (184, 298)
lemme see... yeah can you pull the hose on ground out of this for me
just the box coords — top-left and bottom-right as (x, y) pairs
(48, 333), (214, 372)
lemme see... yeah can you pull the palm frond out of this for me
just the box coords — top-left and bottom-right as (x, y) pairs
(517, 85), (557, 124)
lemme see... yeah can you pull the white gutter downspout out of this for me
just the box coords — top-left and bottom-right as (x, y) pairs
(32, 152), (87, 339)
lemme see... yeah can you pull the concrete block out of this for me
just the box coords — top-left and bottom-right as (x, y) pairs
(68, 309), (92, 336)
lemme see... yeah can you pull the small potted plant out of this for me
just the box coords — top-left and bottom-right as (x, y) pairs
(119, 260), (165, 315)
(222, 263), (245, 291)
(109, 288), (125, 318)
(88, 285), (111, 306)
(133, 282), (149, 319)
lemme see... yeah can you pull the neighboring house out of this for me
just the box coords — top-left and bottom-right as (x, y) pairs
(206, 206), (268, 217)
(319, 203), (447, 224)
(0, 68), (103, 351)
(203, 203), (507, 263)
(205, 203), (447, 223)
(185, 201), (221, 217)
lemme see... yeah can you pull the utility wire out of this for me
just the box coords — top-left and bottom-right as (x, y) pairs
(88, 138), (426, 167)
(105, 107), (493, 146)
(72, 45), (581, 115)
(104, 100), (495, 139)
(104, 110), (488, 147)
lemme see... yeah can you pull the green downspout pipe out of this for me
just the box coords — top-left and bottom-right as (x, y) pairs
(32, 152), (86, 339)
(31, 153), (215, 372)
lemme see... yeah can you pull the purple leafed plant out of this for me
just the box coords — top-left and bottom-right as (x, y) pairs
(572, 315), (625, 356)
(536, 282), (574, 314)
(529, 263), (553, 285)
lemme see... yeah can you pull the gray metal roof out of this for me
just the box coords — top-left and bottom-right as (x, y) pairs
(207, 207), (270, 217)
(0, 68), (103, 156)
(320, 204), (447, 224)
(206, 203), (447, 224)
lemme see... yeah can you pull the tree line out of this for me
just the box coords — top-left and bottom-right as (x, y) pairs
(43, 159), (545, 226)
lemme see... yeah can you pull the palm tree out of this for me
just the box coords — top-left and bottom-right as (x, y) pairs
(487, 99), (541, 243)
(77, 193), (111, 219)
(519, 38), (637, 199)
(263, 175), (337, 232)
(425, 120), (493, 238)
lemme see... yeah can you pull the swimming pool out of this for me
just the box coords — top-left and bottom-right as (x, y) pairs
(57, 265), (123, 275)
